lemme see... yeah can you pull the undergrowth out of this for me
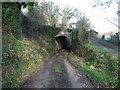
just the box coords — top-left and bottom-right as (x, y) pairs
(2, 25), (60, 88)
(69, 42), (119, 88)
(98, 41), (120, 51)
(2, 2), (61, 88)
(2, 34), (50, 88)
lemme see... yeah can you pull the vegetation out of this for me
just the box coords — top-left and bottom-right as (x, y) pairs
(107, 39), (120, 46)
(2, 2), (60, 88)
(2, 1), (119, 88)
(2, 25), (60, 88)
(98, 41), (120, 51)
(54, 64), (62, 73)
(36, 1), (60, 26)
(54, 52), (65, 73)
(69, 42), (119, 88)
(3, 35), (48, 88)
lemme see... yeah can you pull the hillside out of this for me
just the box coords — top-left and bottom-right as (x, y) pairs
(2, 3), (60, 87)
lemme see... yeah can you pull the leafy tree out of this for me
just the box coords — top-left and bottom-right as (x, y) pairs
(26, 2), (38, 16)
(2, 2), (38, 39)
(2, 2), (23, 40)
(76, 14), (91, 44)
(38, 1), (60, 26)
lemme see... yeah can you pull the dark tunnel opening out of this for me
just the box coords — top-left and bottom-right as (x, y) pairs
(55, 36), (67, 49)
(55, 35), (72, 50)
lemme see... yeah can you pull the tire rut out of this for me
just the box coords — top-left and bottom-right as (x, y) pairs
(22, 50), (63, 88)
(63, 54), (95, 88)
(22, 50), (97, 88)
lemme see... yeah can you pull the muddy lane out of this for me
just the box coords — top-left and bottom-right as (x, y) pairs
(63, 54), (95, 88)
(49, 52), (95, 88)
(22, 50), (96, 88)
(91, 39), (119, 54)
(48, 51), (72, 88)
(22, 50), (63, 88)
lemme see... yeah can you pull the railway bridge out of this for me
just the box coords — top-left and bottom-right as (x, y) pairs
(55, 30), (73, 50)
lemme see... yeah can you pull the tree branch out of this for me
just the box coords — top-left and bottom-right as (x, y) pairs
(105, 18), (120, 28)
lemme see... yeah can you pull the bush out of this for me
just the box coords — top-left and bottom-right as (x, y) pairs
(70, 41), (118, 88)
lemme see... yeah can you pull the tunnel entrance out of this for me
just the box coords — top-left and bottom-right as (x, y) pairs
(55, 35), (67, 49)
(55, 30), (73, 50)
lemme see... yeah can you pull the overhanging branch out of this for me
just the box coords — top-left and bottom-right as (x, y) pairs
(105, 18), (120, 29)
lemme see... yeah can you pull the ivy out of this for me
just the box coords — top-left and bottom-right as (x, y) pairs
(2, 2), (38, 39)
(26, 2), (38, 16)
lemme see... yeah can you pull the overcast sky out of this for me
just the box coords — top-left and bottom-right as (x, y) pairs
(38, 0), (118, 34)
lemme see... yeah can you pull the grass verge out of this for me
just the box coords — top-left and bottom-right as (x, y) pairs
(54, 52), (65, 73)
(68, 42), (119, 88)
(54, 64), (62, 73)
(98, 41), (120, 51)
(2, 34), (56, 88)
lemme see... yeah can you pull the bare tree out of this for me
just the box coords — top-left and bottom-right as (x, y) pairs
(75, 14), (91, 44)
(38, 1), (60, 26)
(58, 7), (78, 29)
(93, 0), (120, 28)
(76, 14), (90, 30)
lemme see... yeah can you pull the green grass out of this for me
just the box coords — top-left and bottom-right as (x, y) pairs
(54, 52), (65, 73)
(54, 64), (62, 73)
(2, 7), (60, 88)
(2, 34), (57, 88)
(80, 64), (118, 88)
(98, 41), (120, 51)
(69, 42), (118, 88)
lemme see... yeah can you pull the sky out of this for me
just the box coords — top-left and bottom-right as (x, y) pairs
(36, 0), (118, 34)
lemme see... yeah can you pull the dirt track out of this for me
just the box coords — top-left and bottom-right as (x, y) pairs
(91, 39), (119, 54)
(22, 50), (97, 88)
